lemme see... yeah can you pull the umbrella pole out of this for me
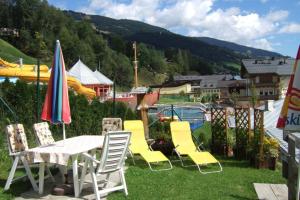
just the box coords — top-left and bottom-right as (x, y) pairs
(63, 123), (66, 143)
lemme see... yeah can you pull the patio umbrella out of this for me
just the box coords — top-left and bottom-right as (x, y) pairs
(41, 40), (71, 141)
(277, 46), (300, 130)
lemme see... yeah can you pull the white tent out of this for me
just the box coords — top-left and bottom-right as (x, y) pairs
(93, 70), (113, 85)
(68, 59), (100, 85)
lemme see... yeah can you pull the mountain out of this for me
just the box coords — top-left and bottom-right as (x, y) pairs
(66, 10), (282, 62)
(196, 37), (281, 57)
(66, 10), (170, 37)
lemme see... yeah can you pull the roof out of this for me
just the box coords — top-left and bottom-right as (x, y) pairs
(93, 70), (113, 85)
(200, 80), (218, 88)
(150, 81), (190, 88)
(242, 58), (294, 75)
(68, 59), (101, 85)
(174, 74), (235, 82)
(130, 87), (149, 94)
(216, 79), (247, 88)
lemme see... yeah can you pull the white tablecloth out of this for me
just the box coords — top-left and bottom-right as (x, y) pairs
(27, 135), (104, 165)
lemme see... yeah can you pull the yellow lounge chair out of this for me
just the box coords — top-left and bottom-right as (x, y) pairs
(124, 120), (173, 171)
(170, 121), (222, 174)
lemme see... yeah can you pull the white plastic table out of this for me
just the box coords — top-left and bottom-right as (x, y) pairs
(27, 135), (104, 197)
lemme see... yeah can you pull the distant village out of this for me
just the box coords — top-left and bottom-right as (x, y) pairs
(66, 56), (293, 108)
(150, 57), (293, 105)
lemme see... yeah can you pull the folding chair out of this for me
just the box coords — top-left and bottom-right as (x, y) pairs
(33, 122), (62, 181)
(102, 118), (122, 135)
(124, 120), (173, 171)
(33, 122), (55, 146)
(79, 131), (131, 200)
(170, 121), (222, 174)
(5, 124), (38, 191)
(4, 124), (53, 191)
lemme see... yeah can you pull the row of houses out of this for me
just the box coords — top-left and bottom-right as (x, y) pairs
(151, 57), (294, 102)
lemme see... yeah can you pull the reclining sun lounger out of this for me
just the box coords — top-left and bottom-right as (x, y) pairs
(124, 120), (172, 171)
(170, 121), (222, 174)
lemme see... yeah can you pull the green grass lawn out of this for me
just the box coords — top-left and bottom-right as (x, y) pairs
(158, 95), (191, 104)
(109, 158), (285, 200)
(0, 122), (286, 199)
(0, 156), (286, 199)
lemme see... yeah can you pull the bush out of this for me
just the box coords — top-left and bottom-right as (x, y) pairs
(0, 79), (137, 146)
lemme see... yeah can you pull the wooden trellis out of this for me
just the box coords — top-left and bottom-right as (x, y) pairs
(234, 107), (251, 159)
(211, 107), (228, 156)
(254, 109), (265, 166)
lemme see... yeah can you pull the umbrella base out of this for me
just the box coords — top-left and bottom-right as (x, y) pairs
(52, 184), (74, 196)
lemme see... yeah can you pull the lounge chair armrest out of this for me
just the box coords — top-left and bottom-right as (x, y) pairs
(82, 153), (101, 164)
(149, 140), (156, 151)
(197, 142), (205, 151)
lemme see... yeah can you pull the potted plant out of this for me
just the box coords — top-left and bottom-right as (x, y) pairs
(247, 132), (279, 170)
(149, 121), (174, 156)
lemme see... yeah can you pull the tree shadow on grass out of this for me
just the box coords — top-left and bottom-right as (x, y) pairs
(218, 157), (252, 169)
(0, 178), (32, 197)
(229, 194), (256, 200)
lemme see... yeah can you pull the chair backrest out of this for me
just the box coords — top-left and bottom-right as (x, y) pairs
(102, 118), (122, 135)
(97, 131), (131, 173)
(124, 120), (148, 151)
(6, 124), (29, 154)
(170, 121), (196, 150)
(33, 122), (55, 146)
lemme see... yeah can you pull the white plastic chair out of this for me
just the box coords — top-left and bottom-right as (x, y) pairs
(79, 131), (131, 200)
(4, 124), (54, 191)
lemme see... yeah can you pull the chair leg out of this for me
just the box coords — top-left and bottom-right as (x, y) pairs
(196, 162), (223, 174)
(90, 163), (101, 200)
(147, 160), (173, 171)
(79, 158), (89, 193)
(21, 156), (38, 192)
(4, 156), (19, 190)
(102, 173), (111, 189)
(128, 150), (135, 165)
(120, 168), (128, 196)
(45, 166), (55, 182)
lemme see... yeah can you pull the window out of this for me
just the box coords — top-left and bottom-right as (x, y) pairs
(256, 76), (259, 83)
(269, 90), (273, 95)
(260, 90), (263, 95)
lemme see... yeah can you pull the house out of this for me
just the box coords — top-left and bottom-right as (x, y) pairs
(173, 74), (245, 101)
(151, 82), (192, 95)
(241, 58), (293, 100)
(68, 59), (113, 97)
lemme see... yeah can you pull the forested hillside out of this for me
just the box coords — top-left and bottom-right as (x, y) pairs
(66, 10), (283, 74)
(0, 0), (283, 88)
(0, 0), (137, 87)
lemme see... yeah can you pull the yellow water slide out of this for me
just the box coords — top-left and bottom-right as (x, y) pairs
(0, 59), (96, 99)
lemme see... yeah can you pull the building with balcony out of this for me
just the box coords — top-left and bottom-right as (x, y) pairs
(241, 58), (293, 100)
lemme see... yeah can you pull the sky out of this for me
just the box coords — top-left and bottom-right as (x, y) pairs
(48, 0), (300, 57)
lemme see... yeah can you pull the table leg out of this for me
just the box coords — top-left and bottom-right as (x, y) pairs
(72, 155), (79, 197)
(39, 162), (45, 195)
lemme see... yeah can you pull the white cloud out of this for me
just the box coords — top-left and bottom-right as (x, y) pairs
(279, 23), (300, 33)
(265, 10), (289, 22)
(81, 0), (294, 51)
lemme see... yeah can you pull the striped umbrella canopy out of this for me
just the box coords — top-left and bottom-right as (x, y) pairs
(277, 46), (300, 130)
(41, 40), (71, 139)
